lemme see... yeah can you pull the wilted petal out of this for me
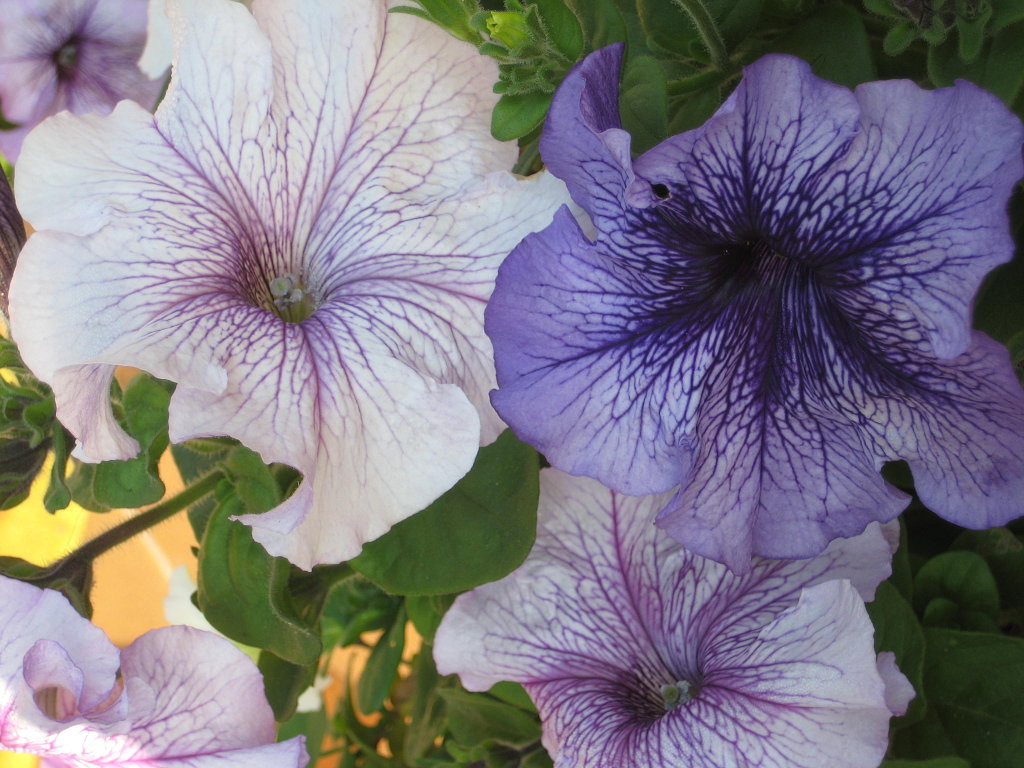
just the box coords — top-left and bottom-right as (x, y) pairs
(436, 470), (905, 768)
(0, 172), (24, 313)
(489, 45), (1024, 569)
(10, 0), (570, 567)
(0, 576), (306, 767)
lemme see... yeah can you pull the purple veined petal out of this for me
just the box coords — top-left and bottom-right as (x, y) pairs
(0, 576), (307, 767)
(807, 77), (1023, 360)
(436, 470), (907, 768)
(867, 331), (1024, 529)
(539, 44), (636, 224)
(488, 45), (1024, 570)
(10, 0), (573, 568)
(168, 303), (482, 567)
(488, 206), (700, 495)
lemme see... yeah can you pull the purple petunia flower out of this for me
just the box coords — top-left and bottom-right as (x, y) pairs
(486, 45), (1024, 571)
(7, 0), (570, 568)
(0, 0), (163, 163)
(0, 574), (307, 767)
(434, 470), (914, 768)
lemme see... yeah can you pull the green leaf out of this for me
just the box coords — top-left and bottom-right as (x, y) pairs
(439, 688), (541, 748)
(67, 374), (171, 510)
(979, 21), (1024, 104)
(894, 629), (1024, 767)
(880, 759), (972, 767)
(357, 606), (407, 714)
(991, 0), (1024, 30)
(491, 92), (552, 141)
(867, 581), (927, 726)
(257, 650), (318, 722)
(278, 708), (327, 766)
(171, 438), (235, 539)
(403, 649), (448, 763)
(321, 575), (401, 649)
(885, 23), (922, 56)
(531, 0), (585, 60)
(914, 551), (1001, 628)
(406, 593), (455, 643)
(353, 430), (539, 595)
(390, 0), (484, 44)
(563, 0), (627, 49)
(196, 481), (321, 665)
(619, 55), (668, 154)
(43, 427), (71, 513)
(769, 2), (877, 86)
(636, 0), (699, 55)
(951, 528), (1024, 609)
(487, 681), (536, 711)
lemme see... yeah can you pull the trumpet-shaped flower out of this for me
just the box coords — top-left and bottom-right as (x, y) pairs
(0, 574), (307, 767)
(486, 45), (1024, 570)
(0, 0), (162, 162)
(435, 470), (913, 768)
(9, 0), (569, 567)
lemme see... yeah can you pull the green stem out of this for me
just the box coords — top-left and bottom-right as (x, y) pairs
(38, 470), (225, 582)
(669, 0), (731, 72)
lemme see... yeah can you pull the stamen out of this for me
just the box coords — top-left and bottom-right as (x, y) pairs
(660, 680), (694, 711)
(266, 273), (317, 323)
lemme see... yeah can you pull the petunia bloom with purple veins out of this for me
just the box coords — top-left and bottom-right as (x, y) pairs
(8, 0), (570, 568)
(0, 574), (307, 767)
(0, 0), (163, 163)
(486, 45), (1024, 571)
(435, 470), (914, 768)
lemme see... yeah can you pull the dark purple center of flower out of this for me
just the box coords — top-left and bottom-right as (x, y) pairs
(53, 37), (81, 81)
(620, 670), (700, 723)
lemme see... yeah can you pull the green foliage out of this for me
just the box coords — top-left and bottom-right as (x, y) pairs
(868, 580), (928, 725)
(352, 430), (539, 595)
(357, 606), (408, 715)
(914, 551), (1001, 632)
(66, 373), (171, 511)
(894, 629), (1024, 768)
(769, 2), (877, 86)
(619, 55), (669, 153)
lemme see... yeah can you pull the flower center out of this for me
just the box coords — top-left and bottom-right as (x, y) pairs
(53, 37), (81, 81)
(660, 679), (696, 711)
(266, 273), (318, 323)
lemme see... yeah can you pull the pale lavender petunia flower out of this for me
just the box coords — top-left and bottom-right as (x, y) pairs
(486, 45), (1024, 571)
(0, 574), (307, 767)
(8, 0), (570, 568)
(0, 0), (163, 162)
(435, 470), (914, 768)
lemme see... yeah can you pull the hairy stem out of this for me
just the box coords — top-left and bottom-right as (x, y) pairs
(670, 0), (731, 72)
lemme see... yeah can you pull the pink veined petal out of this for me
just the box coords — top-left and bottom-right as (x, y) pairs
(10, 0), (571, 569)
(0, 577), (307, 767)
(436, 471), (907, 768)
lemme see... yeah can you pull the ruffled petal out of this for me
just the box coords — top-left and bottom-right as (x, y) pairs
(0, 577), (123, 754)
(488, 206), (698, 494)
(93, 627), (306, 766)
(436, 471), (903, 768)
(0, 578), (307, 767)
(539, 44), (635, 223)
(166, 304), (481, 568)
(870, 332), (1024, 529)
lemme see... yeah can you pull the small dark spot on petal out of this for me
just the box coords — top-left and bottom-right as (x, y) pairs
(651, 183), (670, 200)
